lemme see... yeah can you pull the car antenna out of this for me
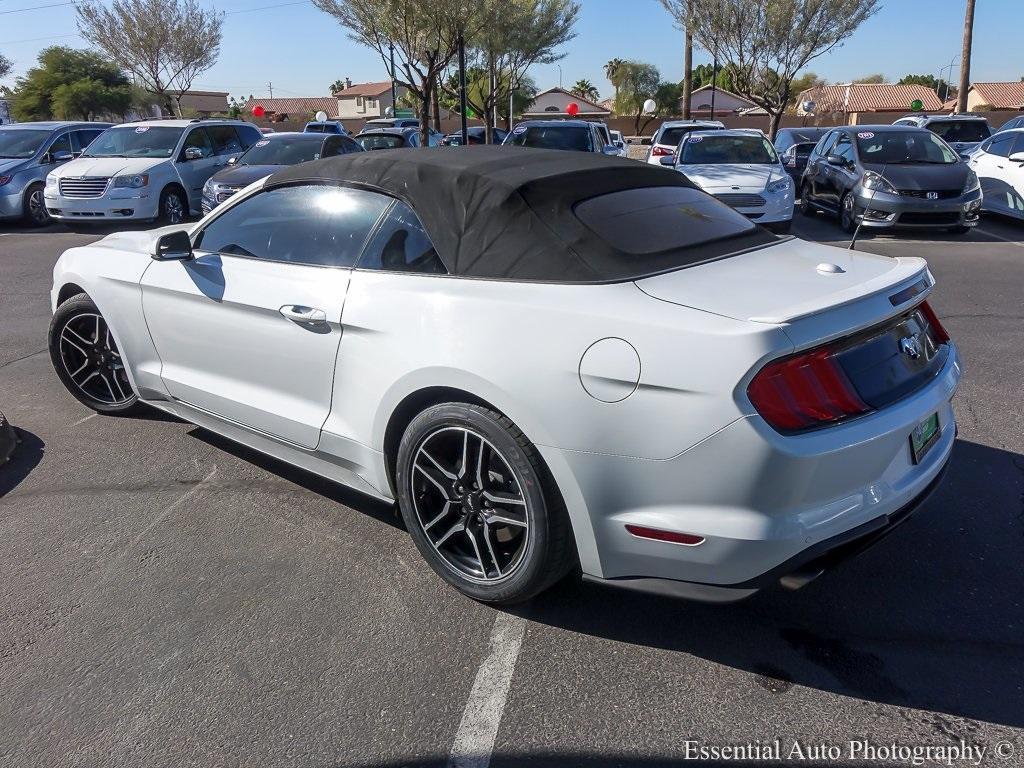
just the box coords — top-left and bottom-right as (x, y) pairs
(849, 161), (890, 251)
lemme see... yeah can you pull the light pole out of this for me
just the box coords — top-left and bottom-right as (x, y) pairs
(557, 64), (562, 89)
(389, 43), (397, 113)
(709, 46), (718, 119)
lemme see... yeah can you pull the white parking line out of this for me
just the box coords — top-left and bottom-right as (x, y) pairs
(448, 612), (527, 768)
(69, 413), (97, 428)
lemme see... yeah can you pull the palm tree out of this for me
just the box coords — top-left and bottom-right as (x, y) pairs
(329, 79), (345, 97)
(571, 79), (600, 103)
(604, 58), (625, 102)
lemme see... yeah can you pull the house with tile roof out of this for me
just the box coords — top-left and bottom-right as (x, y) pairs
(522, 87), (611, 119)
(795, 83), (943, 123)
(964, 81), (1024, 111)
(241, 96), (340, 120)
(334, 78), (407, 120)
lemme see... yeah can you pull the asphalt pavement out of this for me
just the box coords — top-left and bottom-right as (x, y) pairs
(1, 211), (1022, 767)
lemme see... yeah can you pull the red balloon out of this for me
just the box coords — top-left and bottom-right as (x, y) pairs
(251, 104), (265, 118)
(566, 102), (579, 117)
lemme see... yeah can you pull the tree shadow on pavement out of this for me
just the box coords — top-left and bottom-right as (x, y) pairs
(0, 428), (45, 498)
(512, 438), (1024, 730)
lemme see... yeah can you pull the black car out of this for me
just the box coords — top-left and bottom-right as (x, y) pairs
(799, 124), (982, 234)
(355, 127), (435, 150)
(441, 126), (508, 146)
(202, 131), (362, 213)
(773, 127), (831, 184)
(503, 120), (617, 154)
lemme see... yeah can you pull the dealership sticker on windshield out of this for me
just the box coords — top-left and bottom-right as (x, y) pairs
(512, 125), (527, 135)
(256, 140), (269, 146)
(688, 136), (703, 142)
(857, 131), (875, 139)
(135, 126), (149, 133)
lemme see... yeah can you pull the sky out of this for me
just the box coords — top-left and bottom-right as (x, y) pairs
(0, 0), (1020, 104)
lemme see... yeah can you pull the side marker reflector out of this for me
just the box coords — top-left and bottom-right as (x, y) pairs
(625, 524), (704, 546)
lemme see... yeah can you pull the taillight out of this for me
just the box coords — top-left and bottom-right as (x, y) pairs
(747, 344), (871, 431)
(919, 300), (950, 344)
(651, 145), (673, 156)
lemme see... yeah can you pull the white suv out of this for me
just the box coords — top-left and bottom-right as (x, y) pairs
(45, 118), (262, 225)
(646, 119), (725, 164)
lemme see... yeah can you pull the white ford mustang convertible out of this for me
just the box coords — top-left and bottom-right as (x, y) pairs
(49, 147), (960, 604)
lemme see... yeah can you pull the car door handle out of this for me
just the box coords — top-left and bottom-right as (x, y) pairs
(280, 305), (327, 323)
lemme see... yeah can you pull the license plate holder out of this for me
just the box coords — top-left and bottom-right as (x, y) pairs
(910, 412), (940, 464)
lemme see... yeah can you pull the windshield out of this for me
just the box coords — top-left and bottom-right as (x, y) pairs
(357, 134), (405, 150)
(239, 136), (323, 165)
(680, 134), (778, 164)
(659, 125), (722, 147)
(83, 126), (185, 158)
(507, 126), (593, 152)
(0, 129), (50, 159)
(926, 120), (990, 143)
(856, 130), (959, 164)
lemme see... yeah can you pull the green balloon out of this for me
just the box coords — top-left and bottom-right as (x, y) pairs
(910, 99), (924, 111)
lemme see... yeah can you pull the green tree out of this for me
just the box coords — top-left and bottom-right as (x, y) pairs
(9, 46), (134, 121)
(788, 71), (825, 111)
(0, 53), (12, 81)
(329, 79), (346, 96)
(691, 62), (737, 93)
(570, 79), (599, 102)
(75, 0), (224, 117)
(898, 73), (954, 102)
(614, 61), (661, 134)
(604, 57), (625, 101)
(688, 0), (879, 137)
(853, 73), (885, 84)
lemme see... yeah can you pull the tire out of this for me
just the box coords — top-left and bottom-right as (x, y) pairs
(396, 403), (576, 604)
(23, 182), (51, 227)
(767, 219), (792, 235)
(839, 191), (859, 233)
(157, 185), (188, 225)
(48, 293), (143, 415)
(799, 184), (816, 216)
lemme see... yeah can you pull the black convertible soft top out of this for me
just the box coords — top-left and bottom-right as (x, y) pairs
(265, 145), (774, 282)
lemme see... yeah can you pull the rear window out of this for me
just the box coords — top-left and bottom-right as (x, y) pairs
(658, 125), (722, 147)
(574, 186), (757, 256)
(507, 126), (593, 152)
(357, 134), (406, 150)
(926, 120), (990, 143)
(680, 134), (778, 164)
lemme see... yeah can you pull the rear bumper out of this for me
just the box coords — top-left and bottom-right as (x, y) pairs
(555, 343), (961, 601)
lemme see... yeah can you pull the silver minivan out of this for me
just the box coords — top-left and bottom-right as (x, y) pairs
(0, 121), (111, 226)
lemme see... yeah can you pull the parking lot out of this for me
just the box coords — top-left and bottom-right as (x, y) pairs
(1, 209), (1023, 766)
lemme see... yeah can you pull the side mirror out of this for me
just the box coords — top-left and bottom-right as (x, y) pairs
(50, 150), (73, 164)
(602, 144), (620, 156)
(152, 230), (193, 261)
(1009, 151), (1024, 163)
(227, 156), (238, 165)
(183, 147), (204, 161)
(826, 154), (845, 167)
(659, 155), (676, 166)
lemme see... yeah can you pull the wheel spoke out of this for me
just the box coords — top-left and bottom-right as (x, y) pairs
(484, 510), (528, 528)
(419, 447), (456, 480)
(62, 326), (92, 350)
(94, 315), (101, 344)
(475, 438), (486, 489)
(414, 459), (454, 498)
(482, 521), (503, 577)
(111, 370), (129, 400)
(98, 373), (117, 402)
(434, 520), (464, 548)
(465, 528), (487, 576)
(482, 490), (525, 507)
(68, 358), (89, 378)
(79, 370), (99, 388)
(423, 501), (452, 532)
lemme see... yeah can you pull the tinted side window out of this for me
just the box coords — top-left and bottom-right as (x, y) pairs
(195, 184), (390, 268)
(237, 125), (262, 149)
(813, 131), (837, 157)
(987, 133), (1015, 158)
(181, 128), (213, 158)
(1012, 133), (1024, 156)
(207, 125), (243, 155)
(73, 129), (103, 153)
(359, 201), (447, 274)
(774, 132), (794, 151)
(46, 132), (72, 158)
(833, 134), (855, 163)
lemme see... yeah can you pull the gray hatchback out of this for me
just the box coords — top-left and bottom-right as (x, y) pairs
(0, 121), (111, 226)
(799, 124), (982, 234)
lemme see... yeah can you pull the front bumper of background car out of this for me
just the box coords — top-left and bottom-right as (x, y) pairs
(541, 343), (960, 602)
(45, 187), (159, 222)
(852, 185), (983, 230)
(709, 185), (795, 225)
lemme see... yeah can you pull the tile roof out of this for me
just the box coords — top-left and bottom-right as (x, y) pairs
(335, 81), (393, 97)
(798, 83), (943, 113)
(241, 96), (338, 117)
(971, 81), (1024, 109)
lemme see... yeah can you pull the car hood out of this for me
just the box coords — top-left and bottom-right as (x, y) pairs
(50, 156), (166, 178)
(635, 237), (926, 324)
(208, 164), (279, 187)
(862, 161), (968, 191)
(0, 158), (29, 175)
(679, 163), (786, 191)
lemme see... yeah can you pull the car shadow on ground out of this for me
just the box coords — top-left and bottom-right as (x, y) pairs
(0, 428), (45, 498)
(507, 438), (1024, 730)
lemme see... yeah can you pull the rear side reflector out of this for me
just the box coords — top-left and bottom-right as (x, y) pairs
(747, 344), (871, 431)
(625, 524), (704, 546)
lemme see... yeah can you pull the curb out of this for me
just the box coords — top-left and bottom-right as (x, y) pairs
(0, 410), (17, 466)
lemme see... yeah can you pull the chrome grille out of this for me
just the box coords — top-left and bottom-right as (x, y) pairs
(216, 186), (242, 203)
(59, 177), (109, 198)
(714, 192), (765, 208)
(898, 189), (961, 200)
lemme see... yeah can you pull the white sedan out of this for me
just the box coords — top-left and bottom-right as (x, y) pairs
(47, 147), (960, 604)
(968, 128), (1024, 221)
(661, 129), (795, 233)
